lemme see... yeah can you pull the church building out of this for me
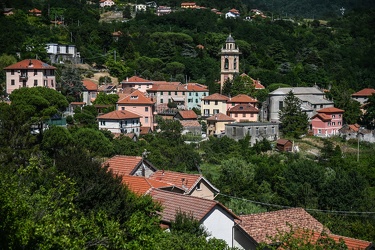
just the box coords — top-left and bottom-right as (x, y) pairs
(220, 34), (241, 93)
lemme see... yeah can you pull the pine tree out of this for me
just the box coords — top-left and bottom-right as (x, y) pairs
(279, 91), (309, 138)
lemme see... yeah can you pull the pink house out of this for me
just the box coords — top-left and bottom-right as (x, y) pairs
(4, 59), (56, 95)
(117, 89), (156, 131)
(121, 76), (154, 93)
(227, 104), (259, 122)
(311, 107), (344, 137)
(226, 94), (258, 110)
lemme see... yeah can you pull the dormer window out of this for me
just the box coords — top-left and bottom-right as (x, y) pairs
(130, 95), (138, 99)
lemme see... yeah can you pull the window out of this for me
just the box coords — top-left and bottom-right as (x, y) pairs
(256, 127), (259, 136)
(145, 107), (149, 112)
(264, 127), (267, 133)
(133, 120), (135, 125)
(224, 58), (229, 69)
(328, 122), (331, 126)
(204, 109), (209, 115)
(160, 91), (163, 95)
(320, 105), (323, 108)
(189, 93), (192, 96)
(147, 84), (150, 88)
(232, 103), (235, 106)
(234, 58), (237, 70)
(100, 121), (106, 126)
(251, 114), (254, 117)
(11, 79), (15, 85)
(145, 117), (149, 123)
(175, 91), (177, 95)
(195, 99), (198, 103)
(204, 100), (210, 105)
(160, 99), (164, 103)
(338, 121), (341, 125)
(213, 109), (219, 114)
(168, 91), (171, 95)
(196, 182), (201, 190)
(182, 92), (185, 95)
(272, 127), (275, 134)
(34, 80), (38, 86)
(232, 127), (237, 136)
(138, 85), (141, 89)
(235, 113), (238, 117)
(51, 80), (54, 87)
(248, 128), (252, 135)
(195, 93), (198, 96)
(332, 115), (335, 118)
(332, 122), (335, 126)
(215, 101), (218, 105)
(339, 114), (342, 118)
(11, 70), (14, 75)
(242, 114), (246, 117)
(318, 129), (322, 134)
(279, 101), (284, 110)
(34, 69), (37, 76)
(44, 80), (47, 86)
(122, 107), (125, 110)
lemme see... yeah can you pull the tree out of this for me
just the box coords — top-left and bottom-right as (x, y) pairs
(58, 66), (84, 102)
(0, 54), (17, 96)
(362, 94), (375, 129)
(279, 91), (309, 138)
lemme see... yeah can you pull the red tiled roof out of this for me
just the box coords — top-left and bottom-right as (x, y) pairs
(180, 120), (201, 127)
(117, 89), (155, 105)
(97, 110), (141, 120)
(112, 31), (122, 37)
(348, 124), (360, 132)
(238, 208), (328, 244)
(276, 139), (292, 145)
(186, 83), (208, 92)
(296, 231), (373, 250)
(29, 8), (41, 13)
(311, 113), (332, 122)
(104, 155), (143, 176)
(352, 88), (375, 97)
(202, 93), (229, 101)
(4, 59), (56, 70)
(317, 107), (344, 113)
(206, 113), (235, 122)
(228, 104), (258, 113)
(122, 175), (173, 195)
(149, 170), (201, 192)
(177, 110), (198, 119)
(149, 189), (238, 223)
(122, 76), (152, 83)
(228, 94), (258, 103)
(70, 102), (85, 105)
(181, 2), (196, 6)
(83, 80), (98, 91)
(140, 126), (152, 135)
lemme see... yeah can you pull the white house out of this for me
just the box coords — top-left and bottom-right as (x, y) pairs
(45, 43), (81, 64)
(4, 59), (56, 95)
(149, 189), (239, 247)
(267, 87), (334, 122)
(225, 8), (240, 18)
(97, 110), (141, 135)
(99, 0), (115, 8)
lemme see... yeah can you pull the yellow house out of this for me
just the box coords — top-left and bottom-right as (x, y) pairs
(201, 93), (229, 117)
(206, 113), (235, 136)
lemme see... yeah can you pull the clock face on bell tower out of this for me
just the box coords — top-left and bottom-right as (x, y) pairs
(220, 34), (241, 93)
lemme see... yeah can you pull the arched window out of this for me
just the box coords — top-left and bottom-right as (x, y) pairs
(234, 58), (237, 70)
(224, 58), (229, 69)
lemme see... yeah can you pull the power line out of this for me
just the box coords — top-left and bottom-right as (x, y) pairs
(217, 193), (375, 216)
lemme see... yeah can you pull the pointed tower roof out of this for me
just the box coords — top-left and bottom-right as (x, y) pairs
(226, 34), (235, 43)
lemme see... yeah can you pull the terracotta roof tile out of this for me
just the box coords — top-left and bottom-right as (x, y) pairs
(238, 208), (328, 244)
(122, 175), (173, 195)
(97, 110), (141, 120)
(228, 94), (258, 103)
(140, 126), (152, 134)
(317, 107), (344, 113)
(326, 233), (372, 250)
(149, 189), (238, 223)
(352, 88), (375, 97)
(104, 155), (143, 176)
(228, 104), (258, 113)
(277, 139), (292, 145)
(149, 170), (202, 192)
(177, 110), (198, 119)
(202, 93), (229, 101)
(180, 120), (201, 127)
(117, 89), (155, 104)
(186, 83), (208, 92)
(83, 80), (98, 91)
(4, 59), (56, 70)
(206, 113), (235, 122)
(348, 124), (360, 132)
(311, 113), (332, 122)
(122, 76), (152, 83)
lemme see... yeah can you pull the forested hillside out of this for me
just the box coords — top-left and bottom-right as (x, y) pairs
(1, 1), (375, 248)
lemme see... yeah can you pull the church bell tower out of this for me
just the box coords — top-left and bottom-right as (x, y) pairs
(220, 34), (241, 93)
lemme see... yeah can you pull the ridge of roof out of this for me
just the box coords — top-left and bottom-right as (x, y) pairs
(4, 59), (56, 70)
